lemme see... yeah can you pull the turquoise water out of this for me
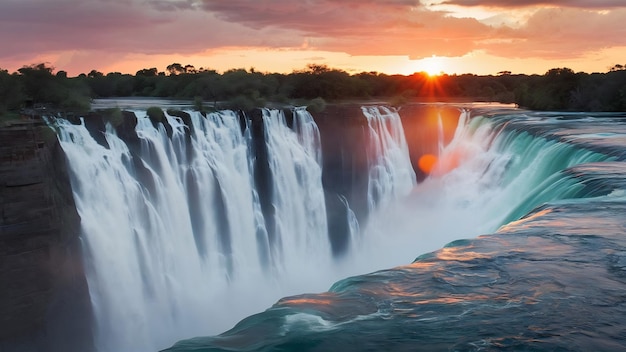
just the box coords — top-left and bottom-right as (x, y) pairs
(164, 109), (626, 352)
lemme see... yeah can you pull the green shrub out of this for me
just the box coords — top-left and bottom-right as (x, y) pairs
(146, 106), (165, 124)
(193, 96), (204, 112)
(59, 93), (91, 113)
(101, 108), (124, 127)
(307, 97), (326, 112)
(226, 95), (257, 111)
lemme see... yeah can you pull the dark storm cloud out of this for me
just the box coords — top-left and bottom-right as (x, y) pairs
(440, 0), (626, 8)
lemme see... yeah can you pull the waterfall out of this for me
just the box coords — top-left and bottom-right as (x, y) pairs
(160, 108), (626, 352)
(48, 104), (432, 352)
(292, 106), (323, 166)
(259, 108), (330, 271)
(342, 107), (615, 279)
(361, 106), (416, 212)
(51, 108), (334, 352)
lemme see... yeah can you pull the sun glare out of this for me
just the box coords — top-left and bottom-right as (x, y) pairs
(422, 55), (444, 76)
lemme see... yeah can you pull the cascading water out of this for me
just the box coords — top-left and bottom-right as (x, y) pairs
(154, 107), (626, 352)
(51, 103), (620, 352)
(50, 108), (340, 352)
(292, 106), (323, 165)
(54, 111), (258, 351)
(258, 108), (331, 271)
(349, 107), (616, 276)
(361, 106), (416, 212)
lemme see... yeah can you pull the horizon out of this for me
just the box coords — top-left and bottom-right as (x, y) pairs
(2, 1), (626, 77)
(4, 61), (624, 78)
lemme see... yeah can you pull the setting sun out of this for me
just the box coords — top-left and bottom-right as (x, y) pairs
(422, 55), (445, 76)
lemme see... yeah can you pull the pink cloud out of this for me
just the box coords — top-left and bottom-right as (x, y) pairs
(0, 0), (301, 61)
(481, 8), (626, 59)
(441, 0), (626, 8)
(1, 0), (626, 74)
(200, 0), (495, 58)
(197, 0), (626, 61)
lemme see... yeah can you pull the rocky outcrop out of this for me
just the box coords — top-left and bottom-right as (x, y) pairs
(0, 118), (93, 352)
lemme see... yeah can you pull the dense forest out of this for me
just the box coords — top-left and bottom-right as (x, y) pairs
(2, 62), (626, 119)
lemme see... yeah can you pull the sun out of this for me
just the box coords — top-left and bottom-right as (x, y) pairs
(421, 55), (445, 76)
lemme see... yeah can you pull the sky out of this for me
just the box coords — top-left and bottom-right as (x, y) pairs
(1, 0), (626, 76)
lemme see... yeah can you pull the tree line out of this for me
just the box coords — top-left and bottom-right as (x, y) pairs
(2, 62), (626, 119)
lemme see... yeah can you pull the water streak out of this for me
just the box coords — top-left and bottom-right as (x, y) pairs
(52, 108), (335, 351)
(361, 106), (416, 212)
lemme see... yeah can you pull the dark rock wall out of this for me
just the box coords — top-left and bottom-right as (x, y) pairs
(312, 105), (370, 255)
(398, 104), (463, 181)
(0, 118), (93, 352)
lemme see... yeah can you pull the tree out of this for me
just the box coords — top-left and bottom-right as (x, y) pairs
(88, 70), (104, 78)
(17, 63), (56, 106)
(184, 64), (197, 74)
(136, 68), (158, 77)
(303, 63), (331, 74)
(134, 68), (159, 95)
(166, 63), (184, 76)
(0, 69), (26, 114)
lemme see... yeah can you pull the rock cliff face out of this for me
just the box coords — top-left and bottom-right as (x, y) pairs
(0, 118), (93, 352)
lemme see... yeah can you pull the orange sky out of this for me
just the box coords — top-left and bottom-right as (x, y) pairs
(1, 0), (626, 76)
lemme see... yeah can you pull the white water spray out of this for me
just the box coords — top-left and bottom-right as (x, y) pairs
(260, 108), (331, 271)
(53, 109), (335, 352)
(361, 106), (416, 212)
(352, 109), (498, 273)
(355, 108), (615, 276)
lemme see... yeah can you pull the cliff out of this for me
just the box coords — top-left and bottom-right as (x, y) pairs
(0, 118), (93, 352)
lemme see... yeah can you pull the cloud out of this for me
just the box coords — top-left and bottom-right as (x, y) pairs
(0, 0), (302, 61)
(0, 0), (497, 66)
(201, 0), (405, 35)
(149, 0), (199, 11)
(197, 0), (626, 61)
(480, 8), (626, 59)
(440, 0), (626, 8)
(1, 0), (625, 74)
(199, 0), (496, 58)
